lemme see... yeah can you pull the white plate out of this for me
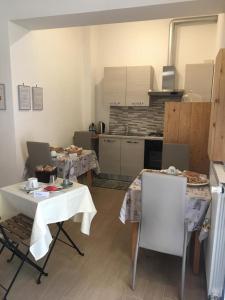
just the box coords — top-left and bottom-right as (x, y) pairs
(22, 183), (43, 192)
(160, 169), (182, 176)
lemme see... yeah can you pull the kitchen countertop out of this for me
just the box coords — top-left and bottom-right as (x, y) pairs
(99, 134), (163, 141)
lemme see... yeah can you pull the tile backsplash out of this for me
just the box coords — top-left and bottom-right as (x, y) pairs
(109, 98), (168, 135)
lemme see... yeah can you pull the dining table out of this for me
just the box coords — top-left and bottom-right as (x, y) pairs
(25, 149), (100, 187)
(52, 149), (100, 186)
(119, 169), (211, 274)
(0, 180), (97, 261)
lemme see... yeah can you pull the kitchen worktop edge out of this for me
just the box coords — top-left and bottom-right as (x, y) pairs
(99, 134), (163, 141)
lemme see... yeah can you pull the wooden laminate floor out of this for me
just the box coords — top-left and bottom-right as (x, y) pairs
(0, 187), (207, 300)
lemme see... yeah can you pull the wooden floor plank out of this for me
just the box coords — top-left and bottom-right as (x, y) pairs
(0, 187), (207, 300)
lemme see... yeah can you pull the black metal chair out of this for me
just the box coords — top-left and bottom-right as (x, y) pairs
(0, 214), (48, 300)
(0, 214), (84, 299)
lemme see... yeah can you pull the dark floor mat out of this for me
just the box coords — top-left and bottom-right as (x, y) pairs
(93, 177), (131, 190)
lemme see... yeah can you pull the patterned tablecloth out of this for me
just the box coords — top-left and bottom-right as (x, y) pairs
(119, 169), (211, 234)
(53, 150), (100, 181)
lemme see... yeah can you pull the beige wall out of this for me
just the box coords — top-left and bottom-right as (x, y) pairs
(8, 17), (221, 178)
(10, 25), (96, 177)
(94, 19), (217, 128)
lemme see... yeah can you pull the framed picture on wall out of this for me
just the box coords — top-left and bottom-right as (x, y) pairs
(18, 85), (31, 110)
(0, 84), (6, 110)
(32, 86), (43, 110)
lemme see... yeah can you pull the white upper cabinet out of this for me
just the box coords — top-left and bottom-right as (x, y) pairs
(103, 67), (126, 106)
(184, 63), (214, 102)
(103, 65), (153, 106)
(126, 66), (153, 106)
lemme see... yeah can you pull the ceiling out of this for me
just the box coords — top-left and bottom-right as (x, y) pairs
(13, 0), (225, 30)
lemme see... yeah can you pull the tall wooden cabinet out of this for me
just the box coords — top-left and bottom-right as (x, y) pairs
(208, 48), (225, 162)
(164, 102), (211, 174)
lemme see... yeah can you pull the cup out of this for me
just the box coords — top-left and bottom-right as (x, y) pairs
(26, 177), (39, 189)
(51, 150), (57, 158)
(168, 166), (176, 175)
(63, 178), (70, 186)
(49, 175), (56, 184)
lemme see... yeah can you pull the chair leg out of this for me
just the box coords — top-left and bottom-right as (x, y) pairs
(181, 220), (188, 300)
(4, 249), (29, 300)
(132, 244), (139, 290)
(131, 223), (141, 290)
(36, 222), (62, 284)
(7, 243), (18, 263)
(0, 244), (4, 255)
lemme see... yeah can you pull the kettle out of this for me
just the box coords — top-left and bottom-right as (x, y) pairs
(89, 123), (97, 132)
(98, 121), (105, 134)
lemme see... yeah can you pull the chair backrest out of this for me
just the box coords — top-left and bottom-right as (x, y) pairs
(162, 143), (189, 171)
(73, 131), (93, 150)
(140, 172), (187, 257)
(27, 141), (52, 176)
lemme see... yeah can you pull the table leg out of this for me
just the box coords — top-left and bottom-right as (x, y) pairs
(131, 223), (139, 261)
(86, 170), (93, 188)
(193, 230), (201, 274)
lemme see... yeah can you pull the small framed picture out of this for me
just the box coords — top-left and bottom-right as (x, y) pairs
(32, 86), (43, 110)
(0, 84), (6, 110)
(18, 85), (31, 110)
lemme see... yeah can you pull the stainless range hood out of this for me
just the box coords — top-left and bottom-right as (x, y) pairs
(149, 65), (183, 98)
(162, 66), (176, 91)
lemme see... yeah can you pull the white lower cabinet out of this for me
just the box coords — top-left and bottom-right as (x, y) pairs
(99, 138), (121, 175)
(120, 139), (144, 176)
(99, 137), (144, 177)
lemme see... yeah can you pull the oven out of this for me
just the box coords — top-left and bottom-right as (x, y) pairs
(144, 139), (163, 170)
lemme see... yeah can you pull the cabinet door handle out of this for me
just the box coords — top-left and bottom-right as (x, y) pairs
(104, 139), (116, 143)
(126, 141), (138, 144)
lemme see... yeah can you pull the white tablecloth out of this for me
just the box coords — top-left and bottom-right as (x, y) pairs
(0, 182), (97, 261)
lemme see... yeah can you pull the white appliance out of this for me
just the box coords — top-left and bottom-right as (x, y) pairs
(205, 162), (225, 299)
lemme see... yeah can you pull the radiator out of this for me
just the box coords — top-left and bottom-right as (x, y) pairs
(205, 163), (225, 299)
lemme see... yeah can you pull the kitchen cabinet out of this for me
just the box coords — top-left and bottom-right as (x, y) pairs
(121, 139), (144, 176)
(164, 102), (211, 174)
(184, 63), (214, 102)
(103, 67), (126, 106)
(103, 66), (153, 106)
(126, 66), (153, 106)
(99, 136), (144, 176)
(99, 137), (121, 174)
(208, 49), (225, 162)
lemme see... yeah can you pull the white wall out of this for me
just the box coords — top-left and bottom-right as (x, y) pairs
(94, 19), (217, 127)
(10, 25), (95, 176)
(0, 15), (18, 186)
